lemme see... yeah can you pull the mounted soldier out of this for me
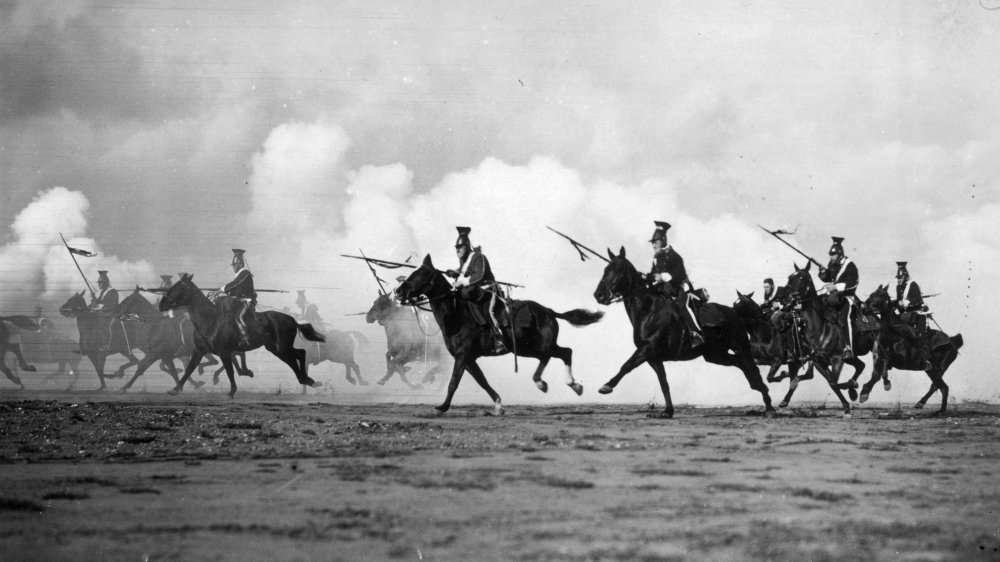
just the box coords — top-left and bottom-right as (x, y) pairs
(645, 221), (704, 348)
(817, 236), (859, 358)
(892, 261), (932, 370)
(89, 270), (120, 353)
(218, 248), (256, 347)
(443, 226), (507, 353)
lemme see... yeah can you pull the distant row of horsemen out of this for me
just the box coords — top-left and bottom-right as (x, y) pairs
(0, 221), (962, 418)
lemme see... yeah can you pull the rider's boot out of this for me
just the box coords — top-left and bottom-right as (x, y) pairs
(690, 331), (705, 348)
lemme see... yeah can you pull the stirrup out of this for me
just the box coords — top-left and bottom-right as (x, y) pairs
(690, 332), (705, 348)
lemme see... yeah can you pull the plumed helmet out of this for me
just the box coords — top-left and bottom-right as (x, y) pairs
(896, 261), (909, 280)
(159, 274), (173, 289)
(231, 248), (246, 266)
(649, 221), (671, 243)
(455, 226), (472, 248)
(97, 270), (110, 285)
(764, 278), (774, 285)
(828, 236), (845, 256)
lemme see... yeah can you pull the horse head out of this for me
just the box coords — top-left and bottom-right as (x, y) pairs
(864, 284), (891, 315)
(119, 287), (156, 319)
(396, 255), (444, 306)
(732, 290), (761, 322)
(366, 293), (394, 325)
(594, 246), (640, 305)
(159, 273), (196, 312)
(785, 261), (816, 302)
(59, 290), (88, 318)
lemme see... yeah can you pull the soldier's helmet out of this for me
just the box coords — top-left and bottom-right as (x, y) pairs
(455, 227), (472, 249)
(828, 236), (845, 257)
(159, 275), (173, 289)
(895, 261), (909, 281)
(396, 275), (408, 283)
(97, 270), (110, 286)
(231, 248), (246, 267)
(649, 221), (671, 243)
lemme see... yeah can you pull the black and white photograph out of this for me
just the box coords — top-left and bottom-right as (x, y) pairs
(1, 1), (998, 560)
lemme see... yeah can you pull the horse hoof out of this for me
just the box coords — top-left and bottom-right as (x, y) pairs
(913, 402), (924, 410)
(212, 376), (220, 386)
(535, 380), (548, 393)
(358, 380), (369, 386)
(843, 412), (852, 419)
(764, 408), (776, 419)
(192, 381), (205, 389)
(598, 384), (613, 395)
(433, 406), (448, 415)
(167, 388), (181, 396)
(569, 382), (583, 396)
(778, 401), (789, 408)
(884, 380), (892, 391)
(859, 393), (869, 404)
(848, 388), (858, 402)
(647, 409), (673, 419)
(120, 387), (129, 393)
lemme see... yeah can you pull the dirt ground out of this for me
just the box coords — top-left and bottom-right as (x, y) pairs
(1, 391), (999, 562)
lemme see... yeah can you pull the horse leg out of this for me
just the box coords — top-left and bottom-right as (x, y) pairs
(738, 356), (775, 416)
(0, 353), (23, 389)
(397, 366), (423, 390)
(779, 363), (801, 408)
(235, 352), (253, 378)
(266, 342), (319, 388)
(167, 352), (205, 395)
(344, 362), (356, 385)
(377, 351), (394, 385)
(599, 347), (652, 394)
(531, 356), (551, 393)
(121, 354), (160, 392)
(11, 343), (36, 373)
(814, 362), (852, 418)
(765, 361), (784, 383)
(858, 365), (884, 404)
(646, 360), (674, 418)
(422, 364), (442, 385)
(219, 353), (238, 398)
(352, 361), (368, 386)
(89, 351), (108, 391)
(464, 360), (503, 416)
(436, 353), (468, 414)
(926, 370), (949, 416)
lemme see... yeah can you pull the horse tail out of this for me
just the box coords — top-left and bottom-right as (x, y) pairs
(0, 315), (40, 331)
(298, 323), (326, 343)
(348, 331), (369, 345)
(553, 309), (604, 327)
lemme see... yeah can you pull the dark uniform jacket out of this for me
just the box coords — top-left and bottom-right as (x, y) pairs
(457, 248), (495, 287)
(819, 258), (859, 297)
(895, 280), (924, 311)
(763, 286), (788, 310)
(90, 288), (120, 314)
(650, 247), (689, 294)
(224, 268), (256, 300)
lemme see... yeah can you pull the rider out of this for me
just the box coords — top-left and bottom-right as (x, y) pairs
(893, 261), (932, 370)
(818, 236), (859, 358)
(646, 221), (704, 348)
(87, 270), (120, 353)
(444, 226), (506, 353)
(762, 278), (779, 312)
(219, 249), (256, 347)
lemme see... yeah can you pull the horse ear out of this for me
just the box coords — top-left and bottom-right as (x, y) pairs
(748, 291), (755, 298)
(793, 262), (800, 272)
(607, 248), (615, 261)
(619, 246), (626, 258)
(736, 290), (743, 298)
(78, 290), (85, 297)
(804, 261), (812, 271)
(422, 254), (433, 267)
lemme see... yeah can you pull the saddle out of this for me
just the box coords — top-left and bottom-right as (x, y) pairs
(687, 289), (725, 328)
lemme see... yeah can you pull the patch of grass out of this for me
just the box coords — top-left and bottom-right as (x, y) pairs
(121, 434), (156, 444)
(787, 487), (852, 502)
(524, 455), (553, 462)
(0, 497), (45, 512)
(709, 482), (766, 493)
(42, 490), (90, 500)
(119, 487), (161, 495)
(691, 457), (732, 463)
(886, 466), (960, 475)
(527, 475), (594, 490)
(630, 466), (709, 477)
(221, 421), (262, 430)
(59, 476), (119, 487)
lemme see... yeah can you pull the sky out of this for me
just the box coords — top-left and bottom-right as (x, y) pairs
(1, 1), (997, 405)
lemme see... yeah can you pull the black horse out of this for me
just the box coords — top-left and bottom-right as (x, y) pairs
(593, 248), (774, 418)
(59, 291), (146, 390)
(366, 292), (449, 389)
(117, 289), (206, 392)
(732, 291), (809, 408)
(863, 285), (963, 414)
(395, 255), (604, 414)
(157, 274), (325, 397)
(0, 315), (39, 388)
(783, 262), (877, 417)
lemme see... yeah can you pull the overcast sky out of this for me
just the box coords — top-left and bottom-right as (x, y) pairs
(1, 1), (997, 403)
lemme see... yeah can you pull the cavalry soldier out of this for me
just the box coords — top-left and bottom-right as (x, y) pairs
(645, 221), (704, 348)
(818, 236), (860, 358)
(88, 270), (120, 353)
(762, 278), (779, 312)
(444, 226), (506, 353)
(893, 261), (932, 370)
(220, 249), (256, 347)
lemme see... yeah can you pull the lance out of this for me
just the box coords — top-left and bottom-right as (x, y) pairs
(340, 254), (525, 289)
(139, 287), (289, 294)
(546, 226), (610, 263)
(59, 232), (96, 299)
(757, 225), (824, 268)
(359, 248), (387, 295)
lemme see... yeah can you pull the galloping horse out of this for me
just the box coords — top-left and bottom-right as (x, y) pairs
(732, 291), (809, 408)
(0, 315), (39, 388)
(863, 285), (963, 414)
(295, 326), (369, 386)
(157, 274), (325, 396)
(593, 248), (774, 418)
(366, 292), (449, 389)
(783, 262), (877, 417)
(59, 291), (146, 390)
(116, 289), (206, 392)
(396, 255), (604, 415)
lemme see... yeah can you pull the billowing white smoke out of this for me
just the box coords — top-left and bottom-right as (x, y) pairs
(0, 187), (155, 315)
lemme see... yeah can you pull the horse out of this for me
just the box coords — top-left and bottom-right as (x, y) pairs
(116, 289), (208, 392)
(157, 274), (325, 397)
(732, 291), (809, 408)
(0, 315), (39, 388)
(783, 262), (877, 417)
(295, 326), (369, 386)
(58, 291), (146, 390)
(366, 292), (449, 389)
(16, 317), (83, 390)
(395, 255), (604, 415)
(593, 247), (774, 418)
(863, 285), (963, 414)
